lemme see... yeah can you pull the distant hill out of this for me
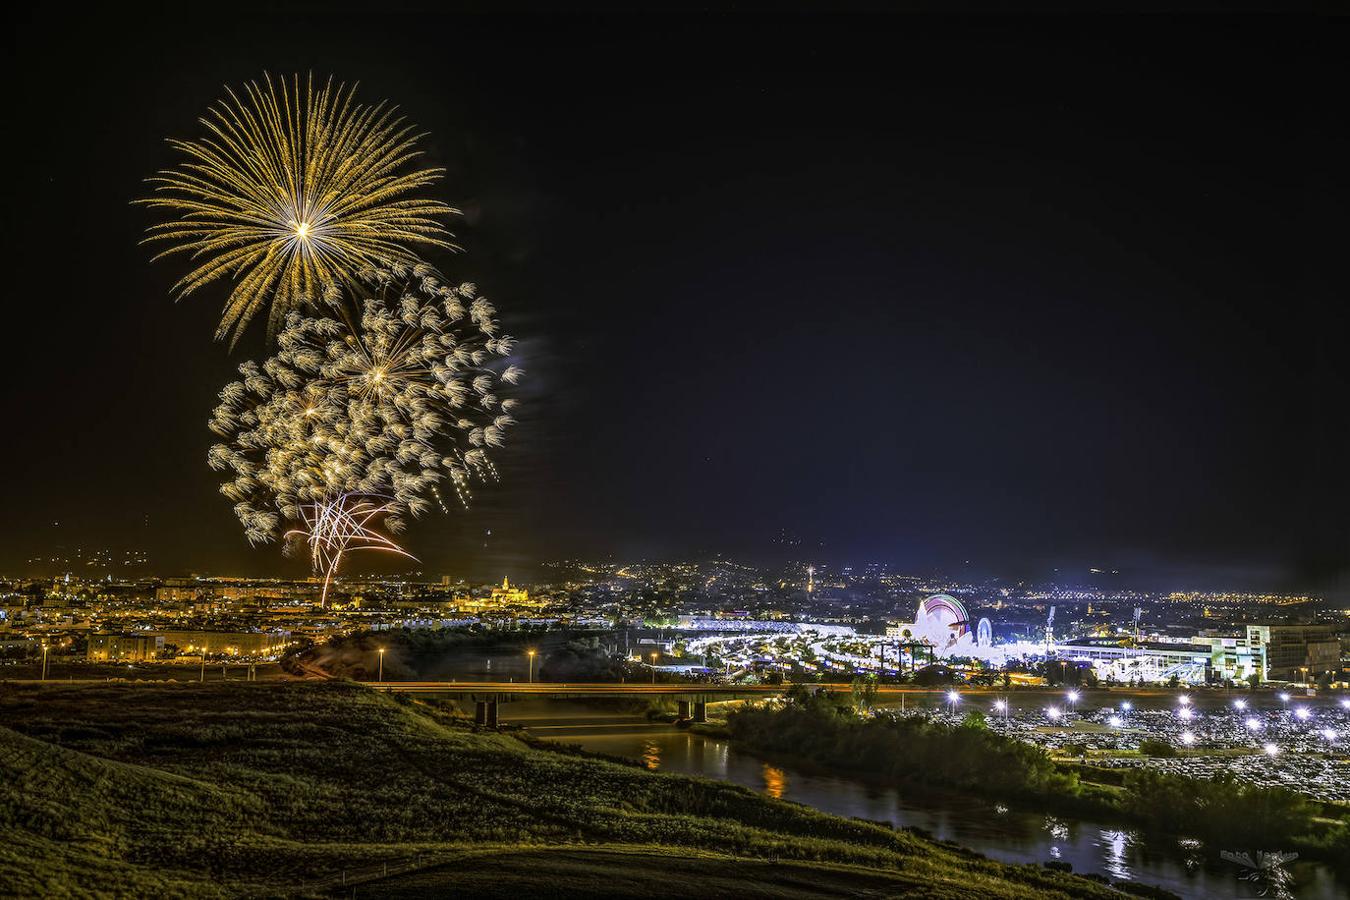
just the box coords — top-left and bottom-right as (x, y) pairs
(0, 681), (1113, 898)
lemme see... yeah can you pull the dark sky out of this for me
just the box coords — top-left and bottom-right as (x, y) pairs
(5, 8), (1347, 593)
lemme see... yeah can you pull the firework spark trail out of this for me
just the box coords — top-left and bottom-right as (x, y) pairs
(140, 73), (455, 345)
(286, 493), (416, 607)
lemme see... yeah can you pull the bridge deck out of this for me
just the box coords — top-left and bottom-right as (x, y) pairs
(359, 681), (948, 695)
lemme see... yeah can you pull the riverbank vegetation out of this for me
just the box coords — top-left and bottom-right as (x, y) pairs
(0, 681), (1118, 898)
(724, 686), (1349, 870)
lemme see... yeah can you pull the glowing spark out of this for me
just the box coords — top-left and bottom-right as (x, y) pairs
(140, 73), (456, 344)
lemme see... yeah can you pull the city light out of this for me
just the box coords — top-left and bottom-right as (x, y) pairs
(1066, 690), (1079, 703)
(1232, 698), (1248, 711)
(1278, 692), (1291, 703)
(1340, 698), (1350, 711)
(1321, 728), (1338, 742)
(1294, 707), (1311, 721)
(1177, 707), (1194, 721)
(1245, 717), (1263, 731)
(1263, 743), (1280, 756)
(1120, 701), (1133, 712)
(1177, 694), (1190, 706)
(947, 690), (961, 704)
(1046, 706), (1061, 720)
(1108, 715), (1123, 728)
(1180, 731), (1195, 745)
(993, 699), (1007, 711)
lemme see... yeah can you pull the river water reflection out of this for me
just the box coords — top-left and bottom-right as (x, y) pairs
(509, 701), (1344, 900)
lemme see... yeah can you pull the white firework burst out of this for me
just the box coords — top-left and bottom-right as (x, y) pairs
(208, 264), (522, 545)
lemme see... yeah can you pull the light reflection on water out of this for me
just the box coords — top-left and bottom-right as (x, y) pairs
(761, 762), (787, 799)
(519, 709), (1344, 900)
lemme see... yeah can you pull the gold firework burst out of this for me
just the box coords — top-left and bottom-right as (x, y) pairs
(140, 73), (456, 345)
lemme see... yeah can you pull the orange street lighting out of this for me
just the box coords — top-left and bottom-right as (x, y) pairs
(378, 647), (386, 683)
(527, 649), (536, 684)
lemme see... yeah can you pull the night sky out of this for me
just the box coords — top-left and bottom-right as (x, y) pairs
(5, 9), (1346, 593)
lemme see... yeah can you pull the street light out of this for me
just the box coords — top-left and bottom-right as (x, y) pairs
(1180, 731), (1196, 746)
(1108, 715), (1123, 728)
(1232, 698), (1248, 711)
(527, 649), (536, 684)
(41, 643), (49, 681)
(1245, 716), (1262, 731)
(993, 698), (1008, 720)
(650, 652), (658, 684)
(378, 648), (385, 683)
(1046, 706), (1062, 721)
(1120, 701), (1133, 712)
(1263, 742), (1279, 757)
(1177, 694), (1190, 706)
(1294, 706), (1311, 721)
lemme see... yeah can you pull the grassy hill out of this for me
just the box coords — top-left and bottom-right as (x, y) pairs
(0, 681), (1117, 898)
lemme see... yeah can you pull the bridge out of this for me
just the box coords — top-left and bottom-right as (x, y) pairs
(359, 681), (945, 727)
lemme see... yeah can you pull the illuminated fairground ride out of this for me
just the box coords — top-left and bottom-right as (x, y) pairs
(910, 593), (971, 655)
(888, 594), (1009, 661)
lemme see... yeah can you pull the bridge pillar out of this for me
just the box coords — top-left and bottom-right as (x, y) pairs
(677, 700), (691, 720)
(693, 700), (708, 723)
(485, 699), (499, 728)
(474, 700), (488, 726)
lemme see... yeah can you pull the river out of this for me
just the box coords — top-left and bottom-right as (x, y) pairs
(504, 699), (1346, 900)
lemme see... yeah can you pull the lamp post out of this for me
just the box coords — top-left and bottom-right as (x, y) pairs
(378, 648), (385, 683)
(200, 649), (206, 683)
(41, 643), (49, 681)
(527, 649), (536, 684)
(650, 652), (658, 684)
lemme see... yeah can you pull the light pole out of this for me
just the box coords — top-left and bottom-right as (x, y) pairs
(200, 649), (205, 683)
(650, 652), (658, 684)
(994, 698), (1008, 721)
(527, 649), (536, 684)
(378, 648), (385, 683)
(41, 643), (49, 681)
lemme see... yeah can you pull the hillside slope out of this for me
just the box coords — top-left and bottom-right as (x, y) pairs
(0, 682), (1115, 898)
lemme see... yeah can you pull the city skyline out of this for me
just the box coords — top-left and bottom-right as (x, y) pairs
(6, 11), (1346, 593)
